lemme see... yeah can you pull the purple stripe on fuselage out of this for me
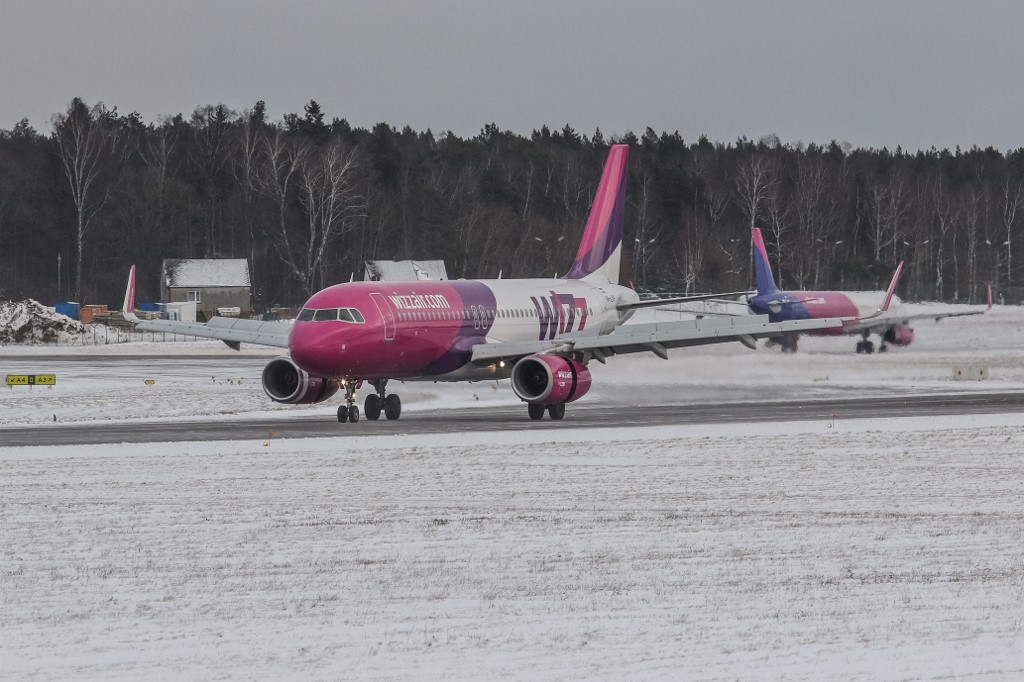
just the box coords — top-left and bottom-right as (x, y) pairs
(420, 281), (497, 375)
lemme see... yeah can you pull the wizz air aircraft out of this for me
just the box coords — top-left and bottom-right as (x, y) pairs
(746, 227), (991, 353)
(132, 146), (843, 423)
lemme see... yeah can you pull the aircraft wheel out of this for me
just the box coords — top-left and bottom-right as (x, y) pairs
(864, 340), (875, 354)
(348, 405), (360, 423)
(548, 403), (566, 421)
(337, 405), (349, 423)
(527, 403), (545, 420)
(365, 394), (382, 420)
(384, 394), (402, 420)
(878, 344), (888, 353)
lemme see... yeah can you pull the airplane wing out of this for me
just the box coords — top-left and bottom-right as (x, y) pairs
(134, 316), (291, 349)
(470, 314), (845, 365)
(842, 281), (991, 334)
(843, 308), (989, 334)
(617, 291), (753, 311)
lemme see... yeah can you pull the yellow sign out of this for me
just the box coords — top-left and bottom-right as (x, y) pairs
(6, 374), (56, 386)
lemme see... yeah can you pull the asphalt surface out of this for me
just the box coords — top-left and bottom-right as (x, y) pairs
(3, 391), (1023, 447)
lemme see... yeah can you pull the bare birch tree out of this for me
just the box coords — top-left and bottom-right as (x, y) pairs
(733, 154), (778, 286)
(1000, 178), (1024, 289)
(51, 98), (123, 300)
(289, 139), (363, 293)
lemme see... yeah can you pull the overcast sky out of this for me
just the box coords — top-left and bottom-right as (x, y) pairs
(2, 0), (1023, 152)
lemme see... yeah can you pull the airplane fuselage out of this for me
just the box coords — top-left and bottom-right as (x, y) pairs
(288, 279), (639, 381)
(749, 290), (902, 335)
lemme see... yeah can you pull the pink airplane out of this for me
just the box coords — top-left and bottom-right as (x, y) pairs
(747, 227), (991, 353)
(132, 146), (842, 423)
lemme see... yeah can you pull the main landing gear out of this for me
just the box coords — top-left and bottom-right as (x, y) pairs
(362, 379), (402, 422)
(855, 332), (883, 354)
(527, 402), (566, 421)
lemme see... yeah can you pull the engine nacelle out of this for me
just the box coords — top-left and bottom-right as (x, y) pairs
(511, 354), (592, 405)
(262, 356), (339, 404)
(883, 324), (915, 346)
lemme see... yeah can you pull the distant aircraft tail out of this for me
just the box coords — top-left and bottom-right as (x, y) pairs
(751, 227), (781, 294)
(565, 144), (628, 284)
(122, 264), (139, 321)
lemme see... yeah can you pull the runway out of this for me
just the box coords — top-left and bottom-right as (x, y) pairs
(4, 391), (1024, 447)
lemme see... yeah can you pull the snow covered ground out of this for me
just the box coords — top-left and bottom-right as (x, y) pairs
(3, 415), (1024, 680)
(2, 303), (1024, 679)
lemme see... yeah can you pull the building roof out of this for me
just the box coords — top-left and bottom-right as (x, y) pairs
(364, 259), (448, 281)
(163, 259), (251, 288)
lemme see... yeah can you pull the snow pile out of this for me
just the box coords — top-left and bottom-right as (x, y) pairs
(0, 299), (87, 345)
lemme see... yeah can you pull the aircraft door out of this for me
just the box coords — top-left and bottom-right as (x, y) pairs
(369, 292), (396, 341)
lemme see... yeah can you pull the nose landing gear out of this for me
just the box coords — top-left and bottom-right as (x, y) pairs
(337, 379), (361, 423)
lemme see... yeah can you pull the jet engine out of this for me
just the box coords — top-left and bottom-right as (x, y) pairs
(883, 324), (915, 346)
(262, 356), (339, 404)
(511, 354), (592, 405)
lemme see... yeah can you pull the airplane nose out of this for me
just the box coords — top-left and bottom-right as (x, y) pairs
(289, 323), (333, 375)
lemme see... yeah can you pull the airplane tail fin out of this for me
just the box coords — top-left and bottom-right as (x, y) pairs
(751, 227), (781, 294)
(564, 144), (629, 284)
(122, 264), (139, 322)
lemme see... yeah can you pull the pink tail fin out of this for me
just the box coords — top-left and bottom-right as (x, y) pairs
(122, 264), (138, 320)
(564, 144), (628, 283)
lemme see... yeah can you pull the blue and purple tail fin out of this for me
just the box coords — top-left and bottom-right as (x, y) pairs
(564, 144), (628, 284)
(751, 227), (781, 295)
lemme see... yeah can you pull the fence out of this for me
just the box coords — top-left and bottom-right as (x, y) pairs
(0, 325), (214, 348)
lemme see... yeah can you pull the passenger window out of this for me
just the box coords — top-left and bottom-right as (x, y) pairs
(297, 308), (315, 322)
(313, 309), (337, 322)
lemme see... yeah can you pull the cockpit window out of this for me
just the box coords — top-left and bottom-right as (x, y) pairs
(298, 307), (367, 323)
(313, 309), (338, 322)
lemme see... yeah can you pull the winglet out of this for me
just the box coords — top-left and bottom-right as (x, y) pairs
(859, 260), (903, 321)
(122, 264), (139, 322)
(880, 260), (903, 312)
(751, 227), (780, 294)
(565, 144), (629, 283)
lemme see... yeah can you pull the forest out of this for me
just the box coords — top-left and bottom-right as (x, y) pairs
(2, 97), (1023, 310)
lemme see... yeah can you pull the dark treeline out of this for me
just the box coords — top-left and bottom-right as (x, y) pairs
(2, 97), (1023, 309)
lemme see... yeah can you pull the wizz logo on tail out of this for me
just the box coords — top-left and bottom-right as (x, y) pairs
(531, 292), (588, 340)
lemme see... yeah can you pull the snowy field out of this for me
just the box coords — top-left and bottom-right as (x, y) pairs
(2, 303), (1024, 680)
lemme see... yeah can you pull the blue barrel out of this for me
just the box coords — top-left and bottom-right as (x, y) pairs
(55, 302), (81, 320)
